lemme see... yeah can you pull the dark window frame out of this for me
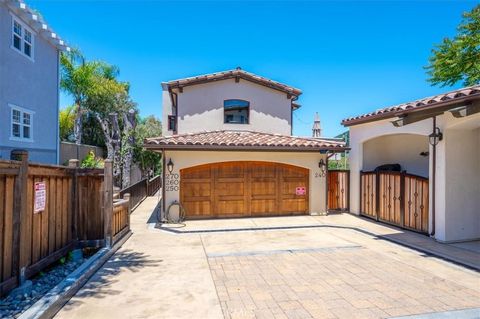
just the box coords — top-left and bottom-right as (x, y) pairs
(168, 115), (177, 132)
(223, 99), (250, 124)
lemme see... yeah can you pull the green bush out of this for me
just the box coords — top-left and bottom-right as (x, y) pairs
(81, 150), (105, 169)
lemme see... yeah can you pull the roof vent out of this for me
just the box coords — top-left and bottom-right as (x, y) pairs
(236, 66), (242, 70)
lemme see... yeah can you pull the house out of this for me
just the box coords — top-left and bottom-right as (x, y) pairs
(0, 0), (69, 164)
(343, 85), (480, 243)
(145, 68), (347, 219)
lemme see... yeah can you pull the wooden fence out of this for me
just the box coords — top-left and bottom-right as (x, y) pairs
(327, 170), (349, 211)
(360, 170), (429, 233)
(119, 175), (161, 211)
(0, 150), (131, 296)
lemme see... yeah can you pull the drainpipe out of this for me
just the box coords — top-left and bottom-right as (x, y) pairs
(162, 149), (166, 222)
(430, 117), (436, 237)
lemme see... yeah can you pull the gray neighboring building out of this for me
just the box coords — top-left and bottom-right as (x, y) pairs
(0, 0), (69, 164)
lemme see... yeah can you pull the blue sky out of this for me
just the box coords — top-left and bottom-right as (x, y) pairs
(30, 0), (476, 137)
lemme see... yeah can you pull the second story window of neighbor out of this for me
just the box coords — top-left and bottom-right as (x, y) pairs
(12, 18), (34, 60)
(224, 99), (249, 124)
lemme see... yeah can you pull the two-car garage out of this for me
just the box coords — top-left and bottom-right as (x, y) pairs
(180, 161), (309, 219)
(144, 130), (347, 220)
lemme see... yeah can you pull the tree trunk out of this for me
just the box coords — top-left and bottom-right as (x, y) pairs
(121, 110), (136, 188)
(73, 103), (83, 145)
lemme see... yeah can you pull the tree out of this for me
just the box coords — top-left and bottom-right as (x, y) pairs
(59, 105), (75, 141)
(134, 116), (162, 176)
(60, 49), (121, 144)
(426, 5), (480, 87)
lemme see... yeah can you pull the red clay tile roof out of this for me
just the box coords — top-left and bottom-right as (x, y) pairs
(144, 131), (347, 152)
(163, 67), (302, 97)
(342, 85), (480, 126)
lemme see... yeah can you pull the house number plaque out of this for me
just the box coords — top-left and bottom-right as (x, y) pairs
(165, 174), (180, 192)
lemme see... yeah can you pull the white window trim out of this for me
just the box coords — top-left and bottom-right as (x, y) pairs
(9, 104), (34, 143)
(10, 13), (35, 62)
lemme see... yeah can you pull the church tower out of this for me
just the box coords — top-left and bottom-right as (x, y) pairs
(312, 112), (321, 137)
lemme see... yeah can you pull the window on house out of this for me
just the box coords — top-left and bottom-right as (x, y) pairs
(224, 100), (249, 124)
(10, 106), (33, 141)
(168, 115), (177, 132)
(11, 17), (34, 59)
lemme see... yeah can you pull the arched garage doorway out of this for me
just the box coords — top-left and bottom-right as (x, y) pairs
(180, 161), (309, 219)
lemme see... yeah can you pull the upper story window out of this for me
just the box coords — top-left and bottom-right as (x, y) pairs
(10, 105), (33, 142)
(11, 17), (34, 60)
(224, 99), (249, 124)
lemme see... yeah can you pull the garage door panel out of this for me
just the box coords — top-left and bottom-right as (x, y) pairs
(217, 164), (245, 178)
(183, 201), (211, 218)
(217, 200), (246, 216)
(251, 181), (276, 195)
(251, 199), (276, 214)
(216, 182), (244, 196)
(182, 182), (211, 197)
(282, 181), (307, 194)
(282, 199), (307, 213)
(181, 161), (309, 219)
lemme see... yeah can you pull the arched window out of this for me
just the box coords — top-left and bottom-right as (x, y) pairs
(224, 99), (249, 124)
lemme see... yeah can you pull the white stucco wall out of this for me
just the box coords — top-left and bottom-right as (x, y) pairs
(162, 79), (293, 136)
(443, 125), (480, 242)
(348, 108), (480, 242)
(363, 134), (429, 177)
(162, 151), (327, 218)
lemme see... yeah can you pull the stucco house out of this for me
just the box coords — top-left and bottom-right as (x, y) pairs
(343, 85), (480, 243)
(0, 0), (69, 164)
(145, 68), (347, 219)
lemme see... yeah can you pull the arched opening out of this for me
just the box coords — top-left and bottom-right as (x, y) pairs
(362, 133), (429, 177)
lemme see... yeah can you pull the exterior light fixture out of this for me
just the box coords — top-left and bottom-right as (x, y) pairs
(167, 158), (174, 174)
(428, 127), (443, 146)
(318, 159), (326, 177)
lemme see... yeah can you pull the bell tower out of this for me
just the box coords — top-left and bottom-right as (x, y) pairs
(312, 112), (321, 137)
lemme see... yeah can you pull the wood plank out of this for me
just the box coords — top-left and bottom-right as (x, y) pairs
(48, 177), (56, 254)
(55, 177), (63, 251)
(3, 177), (14, 282)
(0, 176), (5, 282)
(40, 178), (49, 259)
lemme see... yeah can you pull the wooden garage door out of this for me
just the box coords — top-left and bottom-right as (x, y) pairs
(180, 161), (309, 219)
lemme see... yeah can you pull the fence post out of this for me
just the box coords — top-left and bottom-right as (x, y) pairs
(123, 193), (131, 230)
(68, 159), (79, 242)
(11, 150), (28, 284)
(400, 170), (406, 227)
(104, 160), (113, 248)
(375, 171), (380, 221)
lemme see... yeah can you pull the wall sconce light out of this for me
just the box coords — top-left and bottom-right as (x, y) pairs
(428, 127), (443, 146)
(167, 158), (174, 174)
(318, 159), (326, 177)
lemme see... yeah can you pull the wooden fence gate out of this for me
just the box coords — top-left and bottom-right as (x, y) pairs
(327, 170), (349, 211)
(360, 171), (429, 233)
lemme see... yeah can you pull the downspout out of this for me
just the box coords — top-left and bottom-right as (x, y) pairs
(162, 149), (166, 222)
(56, 50), (60, 164)
(291, 96), (298, 135)
(430, 117), (436, 237)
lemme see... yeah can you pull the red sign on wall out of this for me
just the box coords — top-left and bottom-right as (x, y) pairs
(295, 186), (306, 196)
(34, 182), (46, 213)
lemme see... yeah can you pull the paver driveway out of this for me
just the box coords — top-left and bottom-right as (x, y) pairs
(56, 197), (480, 319)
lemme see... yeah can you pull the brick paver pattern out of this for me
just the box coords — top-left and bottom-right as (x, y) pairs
(208, 247), (480, 319)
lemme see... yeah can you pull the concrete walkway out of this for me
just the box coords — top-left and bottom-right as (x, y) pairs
(55, 196), (223, 319)
(55, 198), (480, 319)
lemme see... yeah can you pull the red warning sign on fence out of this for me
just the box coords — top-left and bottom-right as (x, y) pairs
(34, 182), (46, 213)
